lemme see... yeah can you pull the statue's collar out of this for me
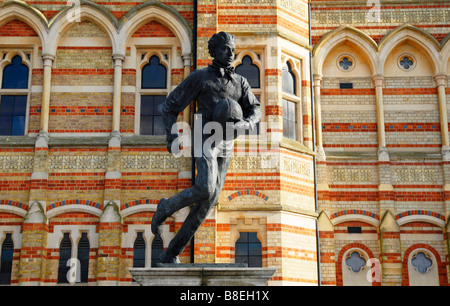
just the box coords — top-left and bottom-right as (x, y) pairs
(209, 61), (235, 78)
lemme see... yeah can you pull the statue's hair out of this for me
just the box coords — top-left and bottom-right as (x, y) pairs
(208, 32), (236, 56)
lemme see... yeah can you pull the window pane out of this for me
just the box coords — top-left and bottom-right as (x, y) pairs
(0, 117), (13, 135)
(0, 96), (26, 136)
(288, 101), (295, 120)
(141, 96), (154, 116)
(153, 96), (165, 115)
(235, 242), (248, 257)
(153, 116), (165, 135)
(249, 256), (262, 267)
(282, 62), (295, 95)
(283, 99), (297, 140)
(2, 55), (29, 89)
(140, 95), (166, 135)
(142, 55), (167, 89)
(140, 116), (153, 135)
(0, 96), (14, 115)
(12, 116), (25, 136)
(13, 96), (27, 115)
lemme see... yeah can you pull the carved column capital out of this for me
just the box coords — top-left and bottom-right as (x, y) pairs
(41, 53), (56, 67)
(112, 53), (126, 67)
(372, 75), (384, 87)
(434, 74), (448, 87)
(313, 74), (323, 87)
(182, 53), (192, 67)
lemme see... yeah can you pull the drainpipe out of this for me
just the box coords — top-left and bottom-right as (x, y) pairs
(308, 0), (322, 286)
(190, 0), (198, 264)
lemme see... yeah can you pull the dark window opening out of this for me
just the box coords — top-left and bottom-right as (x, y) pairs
(2, 55), (29, 89)
(235, 232), (262, 267)
(133, 232), (146, 268)
(57, 233), (72, 284)
(140, 95), (166, 135)
(77, 233), (90, 283)
(348, 226), (362, 234)
(151, 234), (164, 267)
(0, 233), (14, 285)
(235, 55), (260, 88)
(142, 55), (167, 89)
(340, 83), (353, 89)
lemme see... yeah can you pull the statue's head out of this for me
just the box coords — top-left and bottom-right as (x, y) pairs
(208, 32), (236, 67)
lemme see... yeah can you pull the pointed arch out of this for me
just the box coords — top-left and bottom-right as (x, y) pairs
(378, 24), (440, 75)
(441, 34), (450, 75)
(0, 1), (47, 48)
(46, 0), (119, 56)
(118, 1), (192, 57)
(312, 26), (379, 76)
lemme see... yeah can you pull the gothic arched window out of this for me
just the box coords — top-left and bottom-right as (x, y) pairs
(235, 55), (260, 88)
(142, 55), (167, 89)
(0, 54), (29, 136)
(140, 54), (168, 135)
(281, 61), (300, 141)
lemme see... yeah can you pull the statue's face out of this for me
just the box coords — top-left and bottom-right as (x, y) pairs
(213, 39), (235, 67)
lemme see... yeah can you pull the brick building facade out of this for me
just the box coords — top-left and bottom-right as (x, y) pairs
(0, 0), (448, 286)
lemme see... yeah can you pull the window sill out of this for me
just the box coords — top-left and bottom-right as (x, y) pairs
(0, 135), (36, 147)
(280, 137), (316, 156)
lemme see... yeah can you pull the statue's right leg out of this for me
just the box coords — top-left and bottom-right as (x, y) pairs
(151, 154), (218, 236)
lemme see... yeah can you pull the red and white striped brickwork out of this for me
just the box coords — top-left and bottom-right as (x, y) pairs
(311, 0), (450, 286)
(0, 0), (318, 286)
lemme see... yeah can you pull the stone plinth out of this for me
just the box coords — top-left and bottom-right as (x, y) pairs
(129, 264), (276, 286)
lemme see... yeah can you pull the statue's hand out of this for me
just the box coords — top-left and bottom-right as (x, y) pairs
(234, 119), (250, 131)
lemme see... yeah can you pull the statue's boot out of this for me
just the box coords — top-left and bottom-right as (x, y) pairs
(159, 250), (180, 264)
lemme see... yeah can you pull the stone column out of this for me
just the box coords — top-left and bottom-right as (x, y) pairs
(379, 211), (402, 286)
(372, 75), (388, 161)
(435, 75), (449, 150)
(302, 74), (313, 149)
(182, 53), (192, 125)
(435, 75), (450, 220)
(39, 54), (55, 134)
(112, 54), (125, 133)
(313, 74), (325, 161)
(372, 76), (394, 216)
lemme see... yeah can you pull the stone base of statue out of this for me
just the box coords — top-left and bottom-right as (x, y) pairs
(129, 263), (276, 286)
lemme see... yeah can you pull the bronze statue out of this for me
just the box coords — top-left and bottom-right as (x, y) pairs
(151, 32), (261, 263)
